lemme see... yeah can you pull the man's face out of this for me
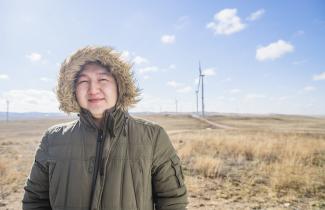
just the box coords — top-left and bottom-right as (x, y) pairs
(75, 64), (118, 120)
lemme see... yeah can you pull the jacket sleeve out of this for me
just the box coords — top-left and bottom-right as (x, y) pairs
(22, 132), (52, 210)
(151, 126), (188, 210)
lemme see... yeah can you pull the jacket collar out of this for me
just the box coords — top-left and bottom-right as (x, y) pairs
(79, 107), (127, 137)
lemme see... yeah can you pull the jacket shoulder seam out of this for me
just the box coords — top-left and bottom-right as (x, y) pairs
(130, 117), (161, 129)
(46, 120), (78, 134)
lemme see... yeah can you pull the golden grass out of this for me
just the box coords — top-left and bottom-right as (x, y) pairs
(192, 156), (224, 178)
(174, 129), (325, 202)
(0, 158), (24, 200)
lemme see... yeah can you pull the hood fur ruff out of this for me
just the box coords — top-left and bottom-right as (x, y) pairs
(56, 46), (140, 113)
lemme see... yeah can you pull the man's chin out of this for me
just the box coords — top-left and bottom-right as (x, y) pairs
(88, 106), (115, 119)
(88, 110), (104, 119)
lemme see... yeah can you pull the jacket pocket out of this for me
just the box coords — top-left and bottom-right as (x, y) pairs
(170, 155), (185, 187)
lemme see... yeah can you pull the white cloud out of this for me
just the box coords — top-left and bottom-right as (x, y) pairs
(138, 66), (158, 74)
(177, 86), (192, 93)
(203, 68), (216, 76)
(313, 72), (325, 81)
(304, 86), (316, 92)
(206, 8), (246, 35)
(256, 40), (294, 61)
(245, 94), (266, 100)
(167, 80), (183, 88)
(118, 50), (150, 66)
(247, 9), (265, 21)
(161, 35), (176, 44)
(230, 89), (241, 94)
(26, 52), (42, 62)
(133, 56), (148, 65)
(0, 74), (9, 80)
(1, 89), (59, 112)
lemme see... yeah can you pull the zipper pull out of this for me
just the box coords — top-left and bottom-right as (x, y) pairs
(97, 129), (103, 142)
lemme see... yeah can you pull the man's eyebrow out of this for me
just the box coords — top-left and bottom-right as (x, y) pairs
(98, 73), (113, 78)
(77, 74), (88, 79)
(98, 72), (111, 76)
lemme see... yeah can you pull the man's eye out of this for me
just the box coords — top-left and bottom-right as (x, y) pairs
(99, 79), (108, 82)
(78, 80), (88, 84)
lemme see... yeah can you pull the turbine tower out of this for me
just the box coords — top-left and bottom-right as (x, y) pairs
(195, 72), (201, 115)
(195, 90), (199, 114)
(199, 62), (205, 117)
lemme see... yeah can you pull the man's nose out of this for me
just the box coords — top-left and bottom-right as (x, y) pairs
(88, 81), (100, 94)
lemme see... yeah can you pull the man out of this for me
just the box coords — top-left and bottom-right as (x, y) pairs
(22, 46), (188, 210)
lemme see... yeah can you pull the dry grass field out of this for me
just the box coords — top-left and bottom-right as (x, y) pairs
(0, 114), (324, 210)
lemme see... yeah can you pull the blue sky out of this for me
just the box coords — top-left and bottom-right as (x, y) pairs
(0, 0), (324, 115)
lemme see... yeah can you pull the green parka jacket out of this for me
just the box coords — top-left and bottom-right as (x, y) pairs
(22, 108), (187, 210)
(22, 46), (188, 210)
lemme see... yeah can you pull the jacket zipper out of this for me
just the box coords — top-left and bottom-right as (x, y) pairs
(95, 117), (129, 210)
(89, 129), (104, 210)
(95, 134), (118, 210)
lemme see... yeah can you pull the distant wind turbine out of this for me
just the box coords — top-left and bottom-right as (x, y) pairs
(195, 61), (205, 117)
(199, 62), (205, 117)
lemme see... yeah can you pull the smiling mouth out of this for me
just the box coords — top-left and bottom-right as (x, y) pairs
(88, 98), (104, 103)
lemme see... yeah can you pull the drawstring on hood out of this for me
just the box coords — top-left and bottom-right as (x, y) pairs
(56, 46), (141, 114)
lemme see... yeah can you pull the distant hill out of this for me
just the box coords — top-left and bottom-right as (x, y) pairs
(0, 112), (73, 121)
(1, 111), (323, 121)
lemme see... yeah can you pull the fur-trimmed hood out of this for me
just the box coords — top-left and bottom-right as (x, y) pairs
(56, 46), (140, 113)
